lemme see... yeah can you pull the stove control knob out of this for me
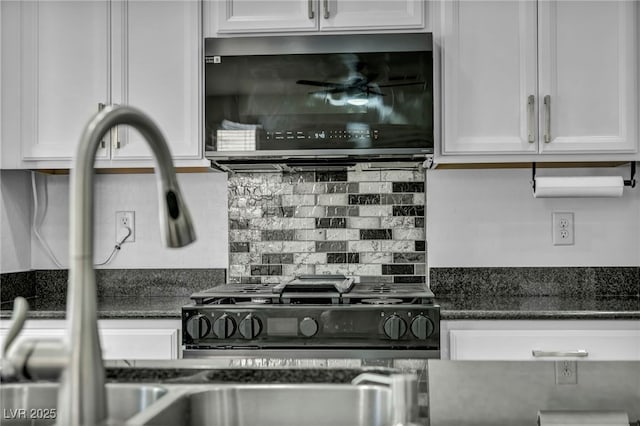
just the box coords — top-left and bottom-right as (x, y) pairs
(410, 315), (434, 339)
(185, 314), (211, 340)
(239, 314), (262, 339)
(213, 314), (236, 339)
(299, 317), (318, 337)
(383, 315), (407, 340)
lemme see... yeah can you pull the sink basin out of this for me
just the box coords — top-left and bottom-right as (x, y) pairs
(131, 384), (392, 426)
(0, 383), (167, 425)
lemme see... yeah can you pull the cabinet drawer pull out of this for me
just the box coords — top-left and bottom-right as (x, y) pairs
(543, 95), (551, 143)
(323, 0), (329, 19)
(532, 349), (588, 358)
(308, 0), (314, 19)
(527, 95), (535, 143)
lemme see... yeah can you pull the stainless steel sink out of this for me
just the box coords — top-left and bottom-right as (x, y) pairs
(0, 383), (167, 426)
(0, 372), (419, 425)
(129, 384), (393, 426)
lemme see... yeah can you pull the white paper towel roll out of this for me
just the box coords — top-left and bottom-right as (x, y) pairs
(538, 410), (629, 425)
(533, 176), (624, 198)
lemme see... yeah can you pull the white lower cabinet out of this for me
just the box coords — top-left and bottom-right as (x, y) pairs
(0, 319), (182, 360)
(441, 320), (640, 361)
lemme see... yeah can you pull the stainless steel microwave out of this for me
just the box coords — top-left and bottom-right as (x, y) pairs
(204, 33), (433, 168)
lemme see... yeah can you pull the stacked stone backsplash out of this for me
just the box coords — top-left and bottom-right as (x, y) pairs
(227, 167), (426, 285)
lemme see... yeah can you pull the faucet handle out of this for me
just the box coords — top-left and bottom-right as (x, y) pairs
(2, 297), (29, 356)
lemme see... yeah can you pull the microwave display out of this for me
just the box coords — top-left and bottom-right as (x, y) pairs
(204, 34), (433, 157)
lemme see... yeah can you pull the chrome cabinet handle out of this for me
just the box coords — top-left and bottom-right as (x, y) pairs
(543, 95), (551, 143)
(113, 125), (121, 149)
(111, 103), (121, 149)
(98, 103), (106, 148)
(323, 0), (329, 19)
(532, 349), (589, 358)
(527, 95), (535, 143)
(308, 0), (314, 19)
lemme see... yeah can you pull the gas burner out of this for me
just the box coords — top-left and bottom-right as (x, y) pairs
(361, 298), (403, 305)
(189, 276), (435, 306)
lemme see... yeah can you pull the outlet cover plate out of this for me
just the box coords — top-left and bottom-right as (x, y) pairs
(552, 212), (574, 246)
(555, 360), (578, 385)
(115, 211), (135, 242)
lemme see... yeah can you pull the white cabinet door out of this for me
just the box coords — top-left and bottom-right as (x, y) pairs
(537, 0), (638, 154)
(100, 328), (179, 360)
(440, 0), (538, 154)
(20, 1), (111, 162)
(111, 0), (201, 161)
(320, 0), (424, 31)
(0, 320), (181, 360)
(214, 0), (318, 34)
(450, 329), (640, 361)
(443, 320), (640, 361)
(209, 0), (426, 35)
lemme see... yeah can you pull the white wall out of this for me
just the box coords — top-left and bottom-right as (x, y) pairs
(30, 171), (228, 269)
(0, 171), (32, 273)
(426, 165), (640, 267)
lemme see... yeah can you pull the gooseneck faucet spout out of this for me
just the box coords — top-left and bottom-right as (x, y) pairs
(61, 105), (196, 425)
(0, 105), (196, 425)
(62, 105), (197, 425)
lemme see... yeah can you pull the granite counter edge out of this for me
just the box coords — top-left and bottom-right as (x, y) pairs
(0, 311), (182, 320)
(441, 310), (640, 320)
(4, 310), (639, 321)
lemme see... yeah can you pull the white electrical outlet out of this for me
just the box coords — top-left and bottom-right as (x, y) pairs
(555, 360), (578, 385)
(115, 211), (135, 243)
(552, 212), (574, 246)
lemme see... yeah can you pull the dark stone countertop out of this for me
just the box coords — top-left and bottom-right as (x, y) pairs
(104, 367), (383, 384)
(1, 295), (639, 321)
(437, 295), (640, 320)
(0, 296), (188, 319)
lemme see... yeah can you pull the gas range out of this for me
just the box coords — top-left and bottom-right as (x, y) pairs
(182, 275), (440, 357)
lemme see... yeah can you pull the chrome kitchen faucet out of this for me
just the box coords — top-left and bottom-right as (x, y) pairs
(2, 105), (196, 425)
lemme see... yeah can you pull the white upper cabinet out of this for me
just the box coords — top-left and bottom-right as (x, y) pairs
(11, 0), (203, 169)
(20, 1), (111, 162)
(537, 0), (638, 154)
(209, 0), (426, 35)
(440, 0), (537, 154)
(319, 0), (425, 31)
(214, 0), (319, 33)
(111, 0), (202, 162)
(440, 0), (639, 158)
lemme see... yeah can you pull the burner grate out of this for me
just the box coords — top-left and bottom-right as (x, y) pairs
(190, 281), (434, 306)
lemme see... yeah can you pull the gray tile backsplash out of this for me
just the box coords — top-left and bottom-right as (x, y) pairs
(227, 166), (426, 284)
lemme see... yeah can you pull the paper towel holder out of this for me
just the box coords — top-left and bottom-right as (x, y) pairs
(531, 162), (636, 193)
